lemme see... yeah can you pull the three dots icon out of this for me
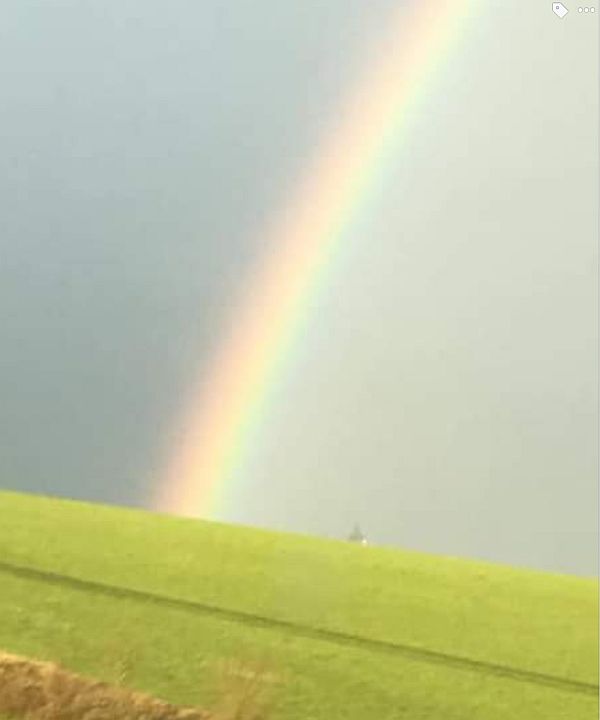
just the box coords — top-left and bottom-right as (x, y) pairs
(578, 6), (596, 10)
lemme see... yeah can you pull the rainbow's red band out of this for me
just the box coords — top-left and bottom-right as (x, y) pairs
(153, 0), (474, 518)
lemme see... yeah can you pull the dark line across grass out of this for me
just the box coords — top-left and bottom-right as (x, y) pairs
(1, 560), (596, 698)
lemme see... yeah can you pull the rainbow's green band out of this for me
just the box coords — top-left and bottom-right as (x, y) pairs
(153, 0), (476, 518)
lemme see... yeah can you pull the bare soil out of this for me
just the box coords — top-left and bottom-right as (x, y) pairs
(0, 651), (210, 720)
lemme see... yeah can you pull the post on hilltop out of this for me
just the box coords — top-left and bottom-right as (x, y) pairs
(347, 523), (367, 546)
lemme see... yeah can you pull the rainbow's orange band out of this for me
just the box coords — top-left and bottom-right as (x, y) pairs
(153, 0), (474, 518)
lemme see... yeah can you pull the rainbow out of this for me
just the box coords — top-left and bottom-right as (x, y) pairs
(154, 0), (476, 518)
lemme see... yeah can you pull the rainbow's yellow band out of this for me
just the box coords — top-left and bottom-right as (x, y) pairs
(153, 0), (475, 518)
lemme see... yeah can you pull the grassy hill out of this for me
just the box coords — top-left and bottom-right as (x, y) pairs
(0, 489), (597, 719)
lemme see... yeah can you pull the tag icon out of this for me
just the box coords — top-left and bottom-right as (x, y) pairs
(552, 2), (569, 17)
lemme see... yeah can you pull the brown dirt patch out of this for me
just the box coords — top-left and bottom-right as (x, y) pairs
(0, 651), (210, 720)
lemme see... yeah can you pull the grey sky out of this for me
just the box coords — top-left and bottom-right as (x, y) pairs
(0, 1), (597, 575)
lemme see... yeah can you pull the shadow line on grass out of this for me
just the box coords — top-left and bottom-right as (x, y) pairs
(1, 560), (597, 698)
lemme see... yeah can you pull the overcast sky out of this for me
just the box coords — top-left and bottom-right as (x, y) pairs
(1, 1), (597, 575)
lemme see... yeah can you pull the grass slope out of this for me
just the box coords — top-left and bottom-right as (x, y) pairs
(0, 490), (597, 719)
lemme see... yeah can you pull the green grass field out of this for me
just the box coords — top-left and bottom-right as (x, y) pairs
(0, 489), (597, 719)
